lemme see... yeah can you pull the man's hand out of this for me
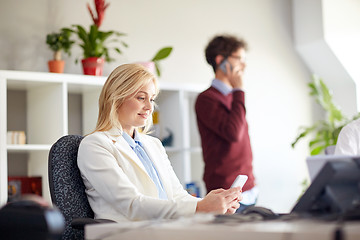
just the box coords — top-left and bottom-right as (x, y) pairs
(226, 63), (245, 89)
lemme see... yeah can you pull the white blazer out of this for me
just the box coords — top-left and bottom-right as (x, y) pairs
(77, 128), (199, 222)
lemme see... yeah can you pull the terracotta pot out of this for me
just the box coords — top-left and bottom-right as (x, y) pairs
(81, 57), (105, 76)
(48, 60), (65, 73)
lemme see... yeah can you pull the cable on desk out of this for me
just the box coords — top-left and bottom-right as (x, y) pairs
(331, 206), (360, 240)
(334, 226), (343, 240)
(333, 216), (345, 240)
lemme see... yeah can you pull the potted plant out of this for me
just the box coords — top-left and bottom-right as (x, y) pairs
(138, 47), (173, 77)
(46, 29), (74, 73)
(291, 75), (360, 155)
(63, 0), (128, 76)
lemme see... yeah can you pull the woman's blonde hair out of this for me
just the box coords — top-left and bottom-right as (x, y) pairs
(94, 63), (159, 134)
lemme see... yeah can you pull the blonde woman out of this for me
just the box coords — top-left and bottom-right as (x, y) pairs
(77, 64), (242, 222)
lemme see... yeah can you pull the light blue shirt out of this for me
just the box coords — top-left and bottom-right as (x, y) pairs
(211, 79), (243, 96)
(122, 131), (168, 200)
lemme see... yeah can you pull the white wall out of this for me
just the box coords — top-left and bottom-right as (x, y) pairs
(0, 0), (315, 213)
(323, 0), (360, 112)
(293, 0), (359, 118)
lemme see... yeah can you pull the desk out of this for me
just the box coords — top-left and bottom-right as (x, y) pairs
(85, 215), (360, 240)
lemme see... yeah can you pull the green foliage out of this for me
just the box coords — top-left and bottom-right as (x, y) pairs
(62, 24), (128, 63)
(151, 47), (173, 77)
(46, 29), (74, 59)
(291, 75), (360, 155)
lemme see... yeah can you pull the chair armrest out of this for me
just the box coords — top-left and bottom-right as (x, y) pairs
(71, 218), (115, 230)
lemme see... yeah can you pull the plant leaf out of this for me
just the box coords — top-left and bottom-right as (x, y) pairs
(291, 74), (357, 155)
(151, 47), (173, 61)
(154, 61), (161, 77)
(66, 24), (128, 63)
(291, 125), (317, 148)
(310, 145), (325, 155)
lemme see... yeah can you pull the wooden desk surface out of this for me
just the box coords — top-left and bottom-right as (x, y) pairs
(85, 215), (360, 240)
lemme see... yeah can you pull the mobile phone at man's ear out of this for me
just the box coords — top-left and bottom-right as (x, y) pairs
(219, 59), (232, 74)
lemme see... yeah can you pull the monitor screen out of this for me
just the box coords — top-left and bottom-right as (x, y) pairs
(292, 156), (360, 220)
(306, 155), (354, 182)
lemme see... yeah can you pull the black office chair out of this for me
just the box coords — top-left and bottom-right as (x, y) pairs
(48, 135), (112, 240)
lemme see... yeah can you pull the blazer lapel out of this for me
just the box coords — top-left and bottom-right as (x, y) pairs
(104, 128), (148, 175)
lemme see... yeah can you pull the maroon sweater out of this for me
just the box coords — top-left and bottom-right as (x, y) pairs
(195, 87), (255, 192)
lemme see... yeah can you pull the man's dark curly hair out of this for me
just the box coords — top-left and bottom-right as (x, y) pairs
(205, 35), (248, 72)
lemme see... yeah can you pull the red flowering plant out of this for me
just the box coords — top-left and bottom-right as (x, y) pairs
(63, 0), (128, 63)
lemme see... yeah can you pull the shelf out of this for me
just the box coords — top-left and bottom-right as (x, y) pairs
(164, 146), (182, 153)
(0, 70), (206, 206)
(1, 70), (206, 93)
(1, 70), (106, 93)
(165, 147), (202, 153)
(186, 147), (202, 153)
(7, 144), (52, 152)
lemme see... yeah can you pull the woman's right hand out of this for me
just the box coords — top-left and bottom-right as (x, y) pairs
(196, 187), (242, 214)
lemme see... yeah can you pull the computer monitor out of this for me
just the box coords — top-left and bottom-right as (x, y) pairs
(306, 155), (354, 182)
(292, 156), (360, 220)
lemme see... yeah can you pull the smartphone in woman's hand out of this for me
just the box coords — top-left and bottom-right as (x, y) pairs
(231, 175), (248, 188)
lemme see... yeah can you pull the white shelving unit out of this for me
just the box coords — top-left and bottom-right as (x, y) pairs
(0, 70), (206, 206)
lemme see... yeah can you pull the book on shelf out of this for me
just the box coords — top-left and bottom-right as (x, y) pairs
(8, 176), (42, 202)
(7, 131), (26, 144)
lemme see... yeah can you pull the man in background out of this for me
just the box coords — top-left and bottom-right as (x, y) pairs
(195, 35), (257, 212)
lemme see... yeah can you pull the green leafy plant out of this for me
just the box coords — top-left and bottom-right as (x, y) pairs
(151, 47), (173, 77)
(62, 25), (127, 63)
(46, 29), (74, 61)
(291, 75), (360, 155)
(62, 0), (128, 63)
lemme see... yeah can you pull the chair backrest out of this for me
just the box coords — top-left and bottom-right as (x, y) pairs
(48, 135), (93, 240)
